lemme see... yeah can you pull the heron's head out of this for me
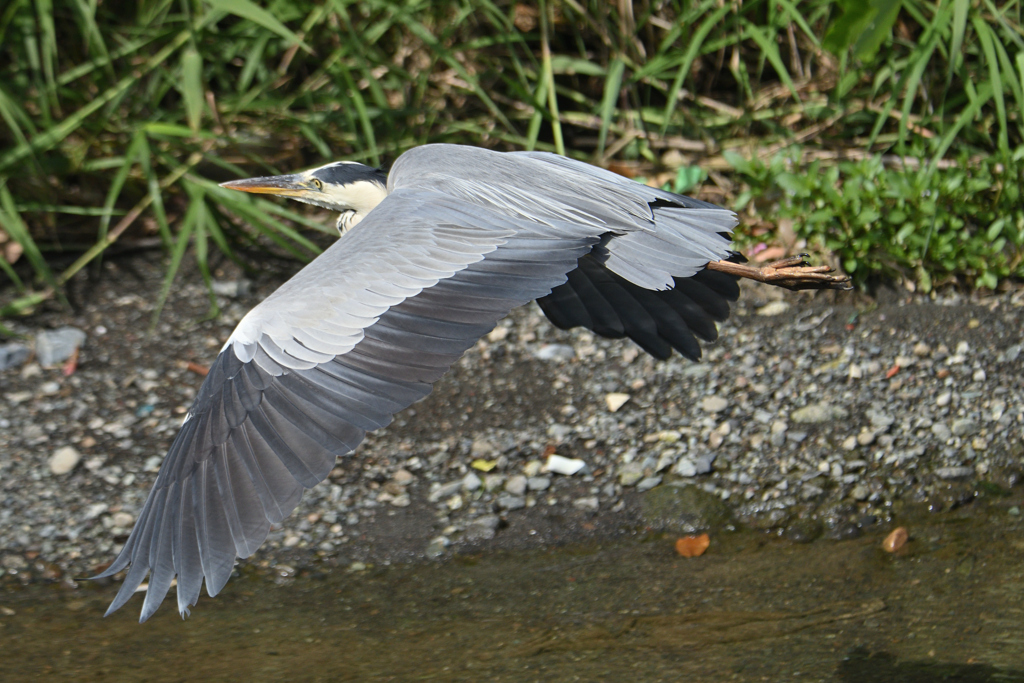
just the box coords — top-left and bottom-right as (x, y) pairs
(221, 161), (388, 233)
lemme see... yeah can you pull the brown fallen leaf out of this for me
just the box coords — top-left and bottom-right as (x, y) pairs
(882, 527), (908, 553)
(187, 361), (210, 377)
(753, 245), (787, 263)
(675, 534), (710, 558)
(62, 347), (79, 377)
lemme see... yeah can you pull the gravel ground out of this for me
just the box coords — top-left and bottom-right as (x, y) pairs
(1, 252), (1023, 588)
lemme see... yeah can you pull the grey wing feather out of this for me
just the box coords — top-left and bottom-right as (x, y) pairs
(391, 145), (737, 290)
(97, 146), (738, 622)
(94, 189), (597, 622)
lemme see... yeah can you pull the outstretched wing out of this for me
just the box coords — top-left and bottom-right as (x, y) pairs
(97, 146), (738, 622)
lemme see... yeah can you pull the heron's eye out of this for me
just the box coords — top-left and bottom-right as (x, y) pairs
(312, 178), (323, 190)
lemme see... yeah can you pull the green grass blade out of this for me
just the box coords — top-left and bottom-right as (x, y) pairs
(658, 3), (732, 135)
(149, 196), (198, 330)
(180, 48), (204, 132)
(746, 22), (800, 101)
(35, 0), (59, 112)
(897, 36), (939, 152)
(204, 0), (311, 52)
(0, 245), (25, 292)
(525, 75), (548, 152)
(971, 16), (1008, 154)
(949, 0), (969, 81)
(334, 62), (380, 166)
(931, 83), (992, 167)
(597, 57), (625, 159)
(0, 180), (63, 300)
(540, 0), (564, 156)
(992, 34), (1024, 126)
(189, 188), (220, 320)
(98, 129), (146, 242)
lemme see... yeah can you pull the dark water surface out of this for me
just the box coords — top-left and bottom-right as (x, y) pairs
(4, 503), (1024, 682)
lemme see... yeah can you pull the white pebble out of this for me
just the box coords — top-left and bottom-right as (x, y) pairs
(49, 446), (81, 475)
(756, 301), (790, 316)
(112, 512), (134, 528)
(572, 496), (599, 511)
(700, 396), (728, 413)
(857, 430), (876, 446)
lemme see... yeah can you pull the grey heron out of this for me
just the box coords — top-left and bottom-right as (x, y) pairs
(94, 144), (849, 622)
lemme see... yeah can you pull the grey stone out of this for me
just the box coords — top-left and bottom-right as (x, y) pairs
(951, 419), (979, 437)
(534, 344), (575, 361)
(546, 424), (573, 441)
(211, 279), (251, 298)
(470, 438), (498, 458)
(672, 459), (698, 477)
(935, 466), (974, 480)
(463, 514), (501, 541)
(527, 476), (551, 491)
(640, 484), (733, 534)
(504, 475), (528, 496)
(572, 496), (599, 511)
(35, 327), (86, 366)
(785, 518), (823, 542)
(496, 495), (525, 510)
(426, 537), (449, 557)
(0, 343), (30, 371)
(83, 503), (108, 520)
(692, 455), (715, 475)
(111, 511), (134, 528)
(792, 403), (849, 424)
(636, 476), (662, 492)
(867, 410), (895, 430)
(428, 480), (463, 503)
(700, 396), (729, 413)
(618, 461), (644, 486)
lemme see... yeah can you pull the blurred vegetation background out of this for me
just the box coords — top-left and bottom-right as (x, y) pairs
(1, 0), (1023, 325)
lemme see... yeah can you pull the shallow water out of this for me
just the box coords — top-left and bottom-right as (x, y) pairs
(4, 501), (1024, 682)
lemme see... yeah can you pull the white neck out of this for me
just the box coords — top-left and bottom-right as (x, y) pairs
(336, 210), (360, 234)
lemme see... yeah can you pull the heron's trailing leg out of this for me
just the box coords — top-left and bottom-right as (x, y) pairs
(705, 254), (852, 291)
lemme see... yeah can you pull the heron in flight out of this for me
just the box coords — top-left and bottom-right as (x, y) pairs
(95, 144), (849, 621)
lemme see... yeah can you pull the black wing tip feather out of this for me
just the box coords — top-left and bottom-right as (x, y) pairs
(537, 252), (744, 361)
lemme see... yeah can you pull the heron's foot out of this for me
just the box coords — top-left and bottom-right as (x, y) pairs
(706, 254), (853, 291)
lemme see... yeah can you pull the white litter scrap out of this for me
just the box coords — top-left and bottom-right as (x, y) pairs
(544, 454), (586, 476)
(605, 392), (630, 412)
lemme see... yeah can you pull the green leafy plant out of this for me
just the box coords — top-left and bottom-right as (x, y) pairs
(728, 146), (1024, 290)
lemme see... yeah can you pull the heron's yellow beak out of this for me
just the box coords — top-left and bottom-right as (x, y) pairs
(220, 173), (312, 198)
